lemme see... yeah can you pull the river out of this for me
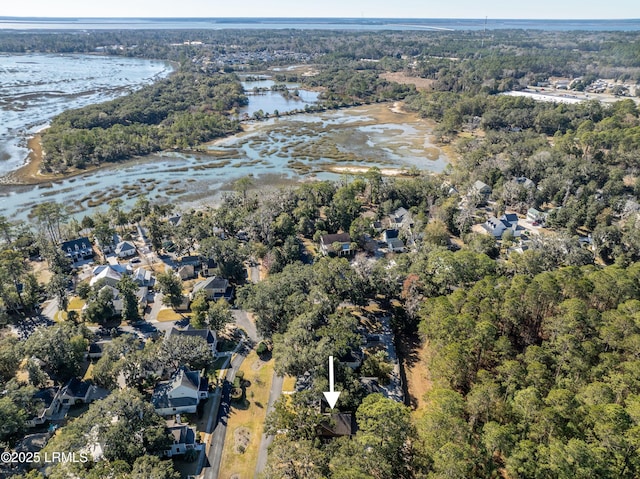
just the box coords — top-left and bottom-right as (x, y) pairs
(0, 53), (172, 175)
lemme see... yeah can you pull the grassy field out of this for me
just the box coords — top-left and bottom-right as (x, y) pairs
(282, 375), (296, 393)
(218, 350), (274, 479)
(68, 297), (86, 310)
(156, 308), (190, 322)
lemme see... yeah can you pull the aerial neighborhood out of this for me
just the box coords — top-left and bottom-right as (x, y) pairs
(2, 20), (640, 479)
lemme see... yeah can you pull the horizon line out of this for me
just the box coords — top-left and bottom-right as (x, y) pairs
(2, 16), (640, 21)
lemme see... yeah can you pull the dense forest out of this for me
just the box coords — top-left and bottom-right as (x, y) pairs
(40, 70), (246, 172)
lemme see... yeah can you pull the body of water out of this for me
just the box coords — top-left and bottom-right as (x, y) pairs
(1, 17), (640, 31)
(0, 103), (448, 220)
(0, 53), (172, 175)
(239, 78), (320, 117)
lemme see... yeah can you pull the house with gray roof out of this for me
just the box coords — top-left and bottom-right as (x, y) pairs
(60, 378), (95, 405)
(152, 367), (208, 416)
(61, 237), (93, 263)
(190, 277), (233, 302)
(27, 387), (62, 427)
(114, 241), (137, 258)
(482, 213), (524, 239)
(163, 419), (202, 458)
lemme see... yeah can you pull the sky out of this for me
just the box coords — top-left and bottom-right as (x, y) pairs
(2, 0), (640, 20)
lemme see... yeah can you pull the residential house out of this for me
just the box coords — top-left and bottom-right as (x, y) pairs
(515, 176), (536, 189)
(388, 207), (414, 230)
(338, 348), (363, 370)
(60, 378), (95, 405)
(163, 419), (202, 458)
(90, 265), (124, 288)
(166, 327), (217, 358)
(526, 207), (548, 225)
(190, 277), (234, 302)
(114, 241), (137, 258)
(471, 180), (492, 202)
(482, 213), (523, 239)
(87, 340), (110, 359)
(177, 264), (195, 280)
(201, 258), (217, 277)
(167, 214), (182, 227)
(179, 256), (202, 268)
(132, 267), (155, 288)
(382, 229), (405, 253)
(61, 237), (93, 263)
(152, 367), (209, 416)
(95, 233), (119, 255)
(27, 387), (62, 427)
(319, 233), (353, 256)
(317, 413), (357, 439)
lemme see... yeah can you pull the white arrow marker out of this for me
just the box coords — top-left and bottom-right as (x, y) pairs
(323, 355), (341, 409)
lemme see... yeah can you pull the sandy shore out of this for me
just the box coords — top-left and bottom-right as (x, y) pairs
(328, 165), (417, 177)
(0, 134), (50, 185)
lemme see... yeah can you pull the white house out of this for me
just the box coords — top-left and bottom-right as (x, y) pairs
(190, 276), (233, 301)
(90, 265), (124, 288)
(27, 387), (62, 427)
(163, 419), (202, 458)
(319, 233), (353, 256)
(482, 213), (523, 239)
(152, 367), (209, 416)
(60, 378), (95, 405)
(114, 241), (137, 258)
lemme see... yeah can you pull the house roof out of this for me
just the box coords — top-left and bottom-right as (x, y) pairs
(387, 238), (405, 250)
(89, 341), (109, 354)
(338, 348), (363, 364)
(192, 277), (229, 294)
(167, 215), (182, 227)
(393, 207), (409, 218)
(152, 367), (204, 410)
(180, 256), (201, 266)
(33, 387), (60, 409)
(472, 180), (492, 193)
(317, 413), (356, 437)
(90, 266), (123, 286)
(168, 327), (216, 346)
(61, 237), (91, 251)
(132, 267), (154, 285)
(384, 229), (399, 240)
(115, 241), (136, 254)
(62, 378), (91, 399)
(166, 423), (196, 445)
(502, 213), (518, 223)
(174, 368), (200, 391)
(321, 233), (351, 245)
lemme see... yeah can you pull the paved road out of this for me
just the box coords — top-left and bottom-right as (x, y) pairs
(232, 309), (258, 342)
(202, 344), (249, 479)
(254, 372), (284, 476)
